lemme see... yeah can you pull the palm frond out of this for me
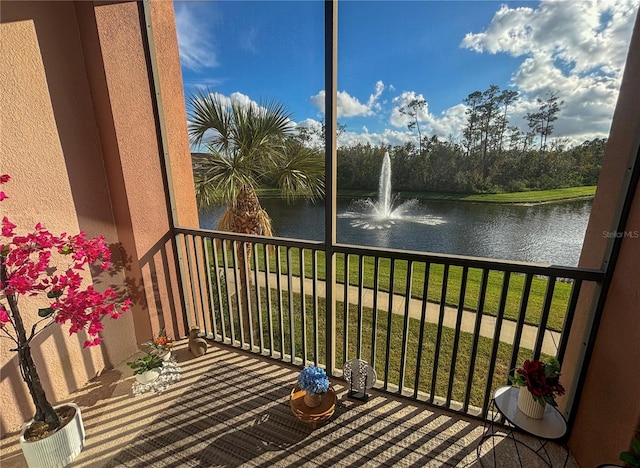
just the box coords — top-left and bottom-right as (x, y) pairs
(256, 208), (275, 255)
(214, 208), (235, 251)
(274, 140), (326, 203)
(233, 100), (292, 167)
(192, 151), (258, 208)
(189, 90), (324, 209)
(187, 89), (232, 150)
(256, 208), (273, 237)
(216, 208), (235, 231)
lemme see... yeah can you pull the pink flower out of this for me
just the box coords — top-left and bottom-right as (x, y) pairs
(2, 217), (16, 237)
(0, 174), (129, 357)
(0, 305), (10, 327)
(121, 298), (132, 313)
(83, 337), (102, 348)
(0, 192), (7, 201)
(87, 320), (103, 335)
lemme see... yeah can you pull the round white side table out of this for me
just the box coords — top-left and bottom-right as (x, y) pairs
(477, 386), (569, 467)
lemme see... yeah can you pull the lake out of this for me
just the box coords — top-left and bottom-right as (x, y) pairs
(199, 197), (592, 267)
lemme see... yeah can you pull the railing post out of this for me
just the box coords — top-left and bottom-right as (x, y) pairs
(324, 0), (338, 375)
(141, 0), (190, 337)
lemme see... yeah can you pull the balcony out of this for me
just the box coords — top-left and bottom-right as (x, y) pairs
(175, 228), (603, 423)
(1, 1), (639, 466)
(0, 341), (576, 467)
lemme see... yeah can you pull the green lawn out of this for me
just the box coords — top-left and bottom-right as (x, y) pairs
(208, 241), (571, 332)
(336, 186), (596, 204)
(213, 287), (551, 409)
(242, 247), (571, 332)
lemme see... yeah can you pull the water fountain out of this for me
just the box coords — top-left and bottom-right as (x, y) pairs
(376, 151), (393, 218)
(340, 151), (445, 230)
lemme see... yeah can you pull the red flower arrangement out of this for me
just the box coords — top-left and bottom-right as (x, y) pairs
(509, 357), (565, 406)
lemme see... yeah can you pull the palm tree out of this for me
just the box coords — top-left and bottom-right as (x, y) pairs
(187, 89), (324, 342)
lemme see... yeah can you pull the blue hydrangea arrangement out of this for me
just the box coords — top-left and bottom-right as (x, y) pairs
(298, 366), (330, 395)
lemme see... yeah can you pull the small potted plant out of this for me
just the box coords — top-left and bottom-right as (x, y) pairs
(144, 328), (173, 360)
(297, 366), (330, 408)
(127, 353), (164, 384)
(509, 356), (565, 419)
(0, 174), (130, 466)
(619, 429), (640, 467)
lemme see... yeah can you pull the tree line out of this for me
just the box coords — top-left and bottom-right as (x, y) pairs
(336, 85), (604, 193)
(337, 137), (605, 193)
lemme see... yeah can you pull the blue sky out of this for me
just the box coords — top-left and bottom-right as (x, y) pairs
(174, 0), (638, 148)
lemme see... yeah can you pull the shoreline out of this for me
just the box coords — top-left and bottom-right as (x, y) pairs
(256, 186), (596, 205)
(391, 192), (596, 205)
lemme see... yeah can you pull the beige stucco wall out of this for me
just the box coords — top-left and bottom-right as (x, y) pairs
(149, 0), (199, 229)
(564, 11), (640, 467)
(0, 1), (128, 434)
(80, 0), (197, 342)
(0, 0), (197, 433)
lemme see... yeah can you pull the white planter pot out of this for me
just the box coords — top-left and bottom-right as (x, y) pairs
(161, 351), (172, 361)
(135, 368), (161, 384)
(20, 403), (85, 468)
(517, 387), (546, 419)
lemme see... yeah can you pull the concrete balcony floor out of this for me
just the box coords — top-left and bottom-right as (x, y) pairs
(1, 340), (577, 467)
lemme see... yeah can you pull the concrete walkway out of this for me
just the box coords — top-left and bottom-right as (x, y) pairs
(225, 270), (561, 356)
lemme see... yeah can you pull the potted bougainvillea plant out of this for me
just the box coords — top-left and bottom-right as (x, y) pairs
(0, 174), (131, 466)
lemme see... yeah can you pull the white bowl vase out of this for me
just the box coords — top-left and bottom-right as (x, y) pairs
(19, 402), (85, 468)
(161, 351), (172, 361)
(135, 368), (161, 384)
(517, 387), (546, 419)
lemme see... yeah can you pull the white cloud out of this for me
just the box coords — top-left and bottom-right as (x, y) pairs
(508, 54), (621, 141)
(310, 82), (386, 118)
(426, 104), (468, 140)
(174, 3), (218, 71)
(367, 80), (385, 110)
(389, 92), (467, 141)
(310, 90), (369, 117)
(461, 0), (638, 141)
(209, 91), (260, 112)
(297, 118), (322, 131)
(308, 92), (323, 114)
(293, 115), (416, 149)
(389, 91), (430, 128)
(461, 4), (537, 57)
(462, 0), (637, 78)
(337, 91), (372, 117)
(294, 114), (425, 149)
(338, 128), (415, 148)
(183, 77), (224, 89)
(294, 118), (324, 148)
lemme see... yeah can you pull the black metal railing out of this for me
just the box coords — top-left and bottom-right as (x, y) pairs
(175, 227), (603, 420)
